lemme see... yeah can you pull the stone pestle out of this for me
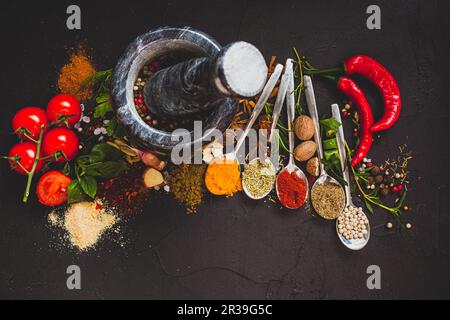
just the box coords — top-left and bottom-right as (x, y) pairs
(143, 41), (268, 118)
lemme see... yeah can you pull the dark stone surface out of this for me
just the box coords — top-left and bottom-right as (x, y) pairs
(1, 0), (450, 300)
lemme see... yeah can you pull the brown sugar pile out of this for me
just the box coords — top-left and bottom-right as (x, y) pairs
(49, 201), (118, 251)
(57, 47), (96, 101)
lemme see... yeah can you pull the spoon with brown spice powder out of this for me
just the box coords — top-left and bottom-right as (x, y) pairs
(305, 76), (345, 220)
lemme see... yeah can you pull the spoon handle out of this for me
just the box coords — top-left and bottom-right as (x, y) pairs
(235, 64), (283, 154)
(285, 60), (295, 166)
(331, 104), (352, 206)
(268, 62), (291, 143)
(304, 76), (324, 171)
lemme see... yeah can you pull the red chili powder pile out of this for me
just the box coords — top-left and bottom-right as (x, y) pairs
(277, 170), (307, 209)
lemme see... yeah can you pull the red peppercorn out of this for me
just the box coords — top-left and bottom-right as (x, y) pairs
(367, 162), (373, 168)
(397, 185), (403, 192)
(342, 111), (350, 118)
(392, 186), (399, 192)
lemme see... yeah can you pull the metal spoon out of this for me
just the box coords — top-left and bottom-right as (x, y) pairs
(332, 104), (370, 250)
(275, 60), (309, 209)
(304, 76), (345, 219)
(209, 63), (283, 199)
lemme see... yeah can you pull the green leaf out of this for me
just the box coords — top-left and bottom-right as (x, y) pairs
(364, 199), (374, 214)
(67, 180), (86, 204)
(323, 138), (338, 150)
(84, 161), (128, 179)
(79, 175), (98, 199)
(94, 98), (113, 118)
(90, 143), (123, 163)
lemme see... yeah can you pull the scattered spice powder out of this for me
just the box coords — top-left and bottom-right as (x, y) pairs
(98, 163), (151, 215)
(57, 47), (96, 101)
(311, 182), (345, 220)
(169, 164), (206, 214)
(205, 159), (242, 196)
(49, 201), (118, 251)
(277, 170), (307, 209)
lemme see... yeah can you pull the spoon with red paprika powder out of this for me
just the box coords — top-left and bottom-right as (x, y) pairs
(275, 60), (309, 210)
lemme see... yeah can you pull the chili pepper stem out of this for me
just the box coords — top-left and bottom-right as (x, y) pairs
(22, 125), (45, 203)
(304, 67), (343, 75)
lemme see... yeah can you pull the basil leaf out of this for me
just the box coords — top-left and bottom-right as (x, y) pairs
(76, 155), (92, 167)
(90, 143), (123, 163)
(79, 175), (98, 199)
(84, 161), (128, 179)
(67, 180), (86, 204)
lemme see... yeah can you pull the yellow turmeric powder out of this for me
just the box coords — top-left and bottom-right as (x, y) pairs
(205, 159), (242, 196)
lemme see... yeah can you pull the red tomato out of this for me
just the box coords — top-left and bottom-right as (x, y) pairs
(42, 128), (79, 162)
(47, 94), (82, 127)
(36, 170), (71, 206)
(12, 107), (48, 140)
(8, 142), (43, 175)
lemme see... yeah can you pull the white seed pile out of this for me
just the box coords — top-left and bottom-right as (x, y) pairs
(337, 205), (369, 241)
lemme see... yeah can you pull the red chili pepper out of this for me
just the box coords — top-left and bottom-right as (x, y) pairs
(338, 77), (374, 167)
(344, 55), (401, 133)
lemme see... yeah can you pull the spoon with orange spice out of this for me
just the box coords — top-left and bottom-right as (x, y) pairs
(206, 64), (284, 197)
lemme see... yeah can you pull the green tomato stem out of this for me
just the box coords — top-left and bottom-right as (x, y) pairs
(22, 125), (45, 203)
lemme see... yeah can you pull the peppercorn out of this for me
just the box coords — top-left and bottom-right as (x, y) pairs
(375, 175), (384, 184)
(403, 205), (409, 211)
(384, 176), (392, 184)
(371, 166), (381, 176)
(380, 184), (386, 189)
(381, 188), (390, 197)
(367, 176), (375, 185)
(406, 223), (412, 230)
(386, 222), (393, 229)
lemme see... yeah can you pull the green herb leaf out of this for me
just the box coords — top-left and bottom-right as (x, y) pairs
(79, 175), (98, 199)
(84, 161), (128, 179)
(94, 94), (113, 118)
(90, 143), (123, 163)
(67, 180), (86, 204)
(364, 198), (374, 214)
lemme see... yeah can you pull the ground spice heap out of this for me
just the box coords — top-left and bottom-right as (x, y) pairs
(170, 164), (206, 214)
(277, 170), (307, 209)
(311, 182), (345, 220)
(205, 159), (242, 196)
(48, 201), (117, 251)
(58, 47), (96, 101)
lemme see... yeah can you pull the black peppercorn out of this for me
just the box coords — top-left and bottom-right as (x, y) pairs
(381, 188), (390, 197)
(384, 176), (392, 184)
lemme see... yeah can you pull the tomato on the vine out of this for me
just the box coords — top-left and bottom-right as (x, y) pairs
(8, 142), (43, 175)
(47, 94), (82, 127)
(36, 170), (71, 206)
(12, 107), (48, 140)
(42, 128), (79, 162)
